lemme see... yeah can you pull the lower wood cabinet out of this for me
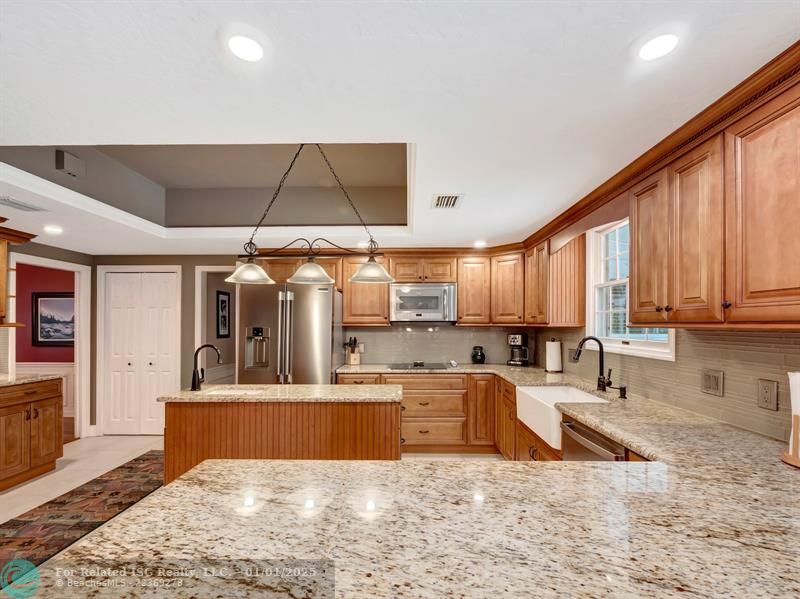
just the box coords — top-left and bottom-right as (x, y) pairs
(468, 374), (495, 446)
(515, 419), (561, 461)
(336, 374), (382, 385)
(0, 379), (63, 491)
(496, 380), (516, 460)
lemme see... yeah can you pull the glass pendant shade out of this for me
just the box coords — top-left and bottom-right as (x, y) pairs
(348, 256), (395, 284)
(287, 259), (335, 284)
(225, 258), (275, 284)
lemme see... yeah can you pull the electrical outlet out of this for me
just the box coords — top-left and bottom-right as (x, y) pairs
(757, 379), (778, 411)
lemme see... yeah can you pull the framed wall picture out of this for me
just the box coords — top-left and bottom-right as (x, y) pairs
(216, 290), (231, 338)
(32, 292), (75, 347)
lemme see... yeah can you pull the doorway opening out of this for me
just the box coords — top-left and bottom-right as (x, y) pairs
(194, 266), (237, 384)
(9, 254), (92, 441)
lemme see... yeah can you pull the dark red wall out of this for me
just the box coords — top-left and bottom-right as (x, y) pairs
(16, 263), (75, 363)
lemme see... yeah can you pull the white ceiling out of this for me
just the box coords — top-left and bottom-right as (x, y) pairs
(1, 1), (798, 255)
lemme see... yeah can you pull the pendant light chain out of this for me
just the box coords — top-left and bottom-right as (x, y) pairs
(314, 143), (378, 253)
(244, 143), (307, 255)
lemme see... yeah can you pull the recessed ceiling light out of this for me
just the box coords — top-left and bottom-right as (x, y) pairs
(638, 34), (679, 61)
(43, 224), (63, 235)
(473, 240), (487, 249)
(227, 35), (264, 62)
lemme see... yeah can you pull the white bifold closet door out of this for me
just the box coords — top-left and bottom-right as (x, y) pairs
(104, 272), (179, 435)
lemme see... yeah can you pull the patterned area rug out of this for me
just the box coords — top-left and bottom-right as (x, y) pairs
(0, 450), (164, 567)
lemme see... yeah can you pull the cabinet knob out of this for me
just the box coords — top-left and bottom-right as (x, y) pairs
(664, 305), (673, 313)
(655, 305), (663, 312)
(400, 437), (406, 444)
(127, 362), (132, 366)
(529, 446), (537, 460)
(418, 276), (423, 280)
(722, 300), (732, 309)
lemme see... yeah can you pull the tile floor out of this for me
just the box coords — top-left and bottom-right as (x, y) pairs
(0, 435), (163, 524)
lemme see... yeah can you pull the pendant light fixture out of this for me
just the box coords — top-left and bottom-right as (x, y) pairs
(228, 144), (394, 285)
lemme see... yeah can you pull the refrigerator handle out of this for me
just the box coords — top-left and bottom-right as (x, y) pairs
(277, 291), (285, 383)
(285, 291), (294, 383)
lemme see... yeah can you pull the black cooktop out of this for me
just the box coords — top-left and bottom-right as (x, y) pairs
(388, 362), (449, 370)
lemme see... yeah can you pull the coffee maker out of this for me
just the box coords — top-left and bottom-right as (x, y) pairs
(507, 333), (530, 366)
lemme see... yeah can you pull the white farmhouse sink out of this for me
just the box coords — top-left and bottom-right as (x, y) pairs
(515, 386), (608, 450)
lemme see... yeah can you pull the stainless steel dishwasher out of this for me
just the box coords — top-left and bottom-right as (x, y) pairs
(560, 417), (626, 461)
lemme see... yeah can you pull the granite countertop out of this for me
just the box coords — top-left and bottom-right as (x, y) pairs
(338, 363), (617, 398)
(33, 455), (798, 597)
(158, 384), (402, 403)
(0, 373), (62, 389)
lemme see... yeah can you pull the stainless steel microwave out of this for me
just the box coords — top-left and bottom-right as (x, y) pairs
(389, 283), (457, 322)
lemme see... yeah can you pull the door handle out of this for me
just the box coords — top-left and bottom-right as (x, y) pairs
(528, 445), (537, 460)
(560, 422), (625, 461)
(418, 401), (430, 406)
(418, 429), (430, 434)
(25, 408), (31, 420)
(33, 407), (39, 419)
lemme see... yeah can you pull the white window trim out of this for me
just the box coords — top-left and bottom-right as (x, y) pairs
(585, 220), (676, 362)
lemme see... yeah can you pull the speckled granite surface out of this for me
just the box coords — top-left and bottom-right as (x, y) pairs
(0, 373), (62, 388)
(33, 456), (798, 597)
(158, 384), (402, 403)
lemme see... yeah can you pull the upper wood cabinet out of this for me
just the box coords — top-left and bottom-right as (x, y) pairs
(389, 256), (457, 282)
(525, 241), (549, 324)
(724, 83), (800, 323)
(342, 256), (390, 326)
(491, 253), (524, 324)
(317, 258), (342, 290)
(547, 235), (586, 327)
(457, 256), (491, 324)
(629, 168), (671, 324)
(667, 134), (725, 323)
(259, 259), (301, 284)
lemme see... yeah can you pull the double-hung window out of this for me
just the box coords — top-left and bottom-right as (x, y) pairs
(586, 219), (675, 361)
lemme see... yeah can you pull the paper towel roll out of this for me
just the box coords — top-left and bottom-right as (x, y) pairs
(545, 340), (562, 373)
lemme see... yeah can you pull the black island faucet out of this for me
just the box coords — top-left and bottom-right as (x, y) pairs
(192, 344), (223, 391)
(571, 336), (627, 398)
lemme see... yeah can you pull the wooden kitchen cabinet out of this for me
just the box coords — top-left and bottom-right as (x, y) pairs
(629, 168), (671, 324)
(0, 379), (63, 491)
(723, 83), (800, 323)
(668, 134), (725, 323)
(525, 241), (549, 324)
(389, 256), (457, 282)
(467, 374), (495, 446)
(342, 256), (390, 325)
(515, 420), (561, 461)
(337, 374), (382, 385)
(317, 258), (342, 290)
(457, 256), (491, 324)
(496, 380), (516, 460)
(0, 403), (30, 481)
(259, 259), (301, 284)
(491, 252), (524, 324)
(547, 235), (586, 327)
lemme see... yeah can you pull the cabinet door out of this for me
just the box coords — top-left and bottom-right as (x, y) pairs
(261, 259), (301, 284)
(317, 258), (342, 290)
(499, 396), (517, 460)
(342, 257), (390, 325)
(389, 257), (424, 282)
(423, 257), (457, 282)
(724, 84), (800, 322)
(491, 253), (524, 324)
(30, 397), (62, 467)
(629, 168), (670, 324)
(548, 235), (586, 327)
(668, 134), (725, 323)
(0, 403), (30, 480)
(467, 375), (495, 445)
(515, 421), (536, 462)
(457, 257), (491, 324)
(525, 241), (549, 324)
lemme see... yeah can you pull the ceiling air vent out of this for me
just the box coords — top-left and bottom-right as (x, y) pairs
(0, 195), (46, 212)
(431, 194), (462, 209)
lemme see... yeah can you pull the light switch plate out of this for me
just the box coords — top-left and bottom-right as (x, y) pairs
(701, 369), (724, 396)
(757, 379), (778, 411)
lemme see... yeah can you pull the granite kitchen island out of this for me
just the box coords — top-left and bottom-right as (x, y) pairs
(158, 384), (403, 483)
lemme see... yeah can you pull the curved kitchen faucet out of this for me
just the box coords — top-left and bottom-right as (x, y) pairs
(192, 344), (222, 391)
(572, 336), (627, 398)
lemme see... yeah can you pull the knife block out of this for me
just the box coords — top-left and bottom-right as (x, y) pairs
(346, 352), (361, 366)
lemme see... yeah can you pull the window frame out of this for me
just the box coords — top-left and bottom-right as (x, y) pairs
(585, 219), (676, 362)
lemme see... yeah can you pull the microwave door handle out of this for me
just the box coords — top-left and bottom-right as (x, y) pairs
(442, 286), (449, 320)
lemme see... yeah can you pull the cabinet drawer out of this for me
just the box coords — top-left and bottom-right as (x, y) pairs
(402, 391), (466, 417)
(0, 380), (62, 408)
(337, 374), (382, 385)
(501, 379), (516, 400)
(402, 419), (467, 445)
(382, 374), (467, 390)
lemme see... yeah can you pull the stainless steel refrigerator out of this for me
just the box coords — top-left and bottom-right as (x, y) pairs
(236, 283), (344, 384)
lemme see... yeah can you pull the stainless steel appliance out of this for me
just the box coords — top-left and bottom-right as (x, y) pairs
(237, 283), (343, 384)
(507, 333), (530, 366)
(389, 283), (456, 322)
(560, 417), (626, 461)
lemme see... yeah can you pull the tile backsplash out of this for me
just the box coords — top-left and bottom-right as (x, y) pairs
(536, 328), (799, 442)
(344, 325), (528, 365)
